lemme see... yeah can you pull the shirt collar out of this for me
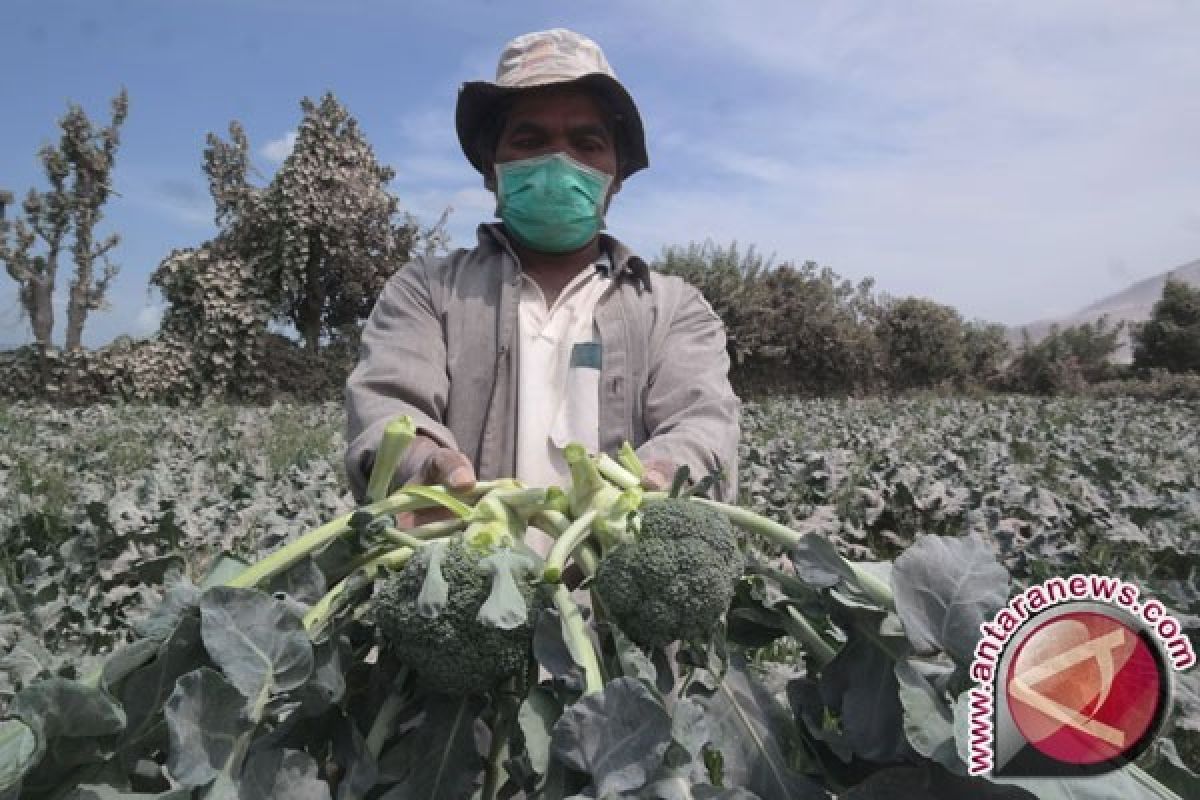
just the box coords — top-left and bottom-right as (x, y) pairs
(479, 223), (651, 291)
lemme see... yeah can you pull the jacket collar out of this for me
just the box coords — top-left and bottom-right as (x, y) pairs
(477, 223), (652, 292)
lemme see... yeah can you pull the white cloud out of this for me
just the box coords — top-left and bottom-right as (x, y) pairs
(260, 131), (298, 163)
(603, 0), (1200, 324)
(135, 303), (164, 333)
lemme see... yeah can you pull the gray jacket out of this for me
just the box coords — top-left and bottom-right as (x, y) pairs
(344, 224), (740, 502)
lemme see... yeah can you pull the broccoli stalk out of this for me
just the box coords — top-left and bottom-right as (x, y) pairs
(687, 496), (894, 610)
(616, 441), (645, 480)
(550, 583), (605, 695)
(565, 443), (622, 519)
(223, 481), (507, 591)
(365, 416), (416, 503)
(304, 545), (414, 638)
(542, 509), (599, 584)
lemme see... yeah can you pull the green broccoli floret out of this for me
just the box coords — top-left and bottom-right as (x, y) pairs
(593, 498), (743, 648)
(373, 538), (538, 695)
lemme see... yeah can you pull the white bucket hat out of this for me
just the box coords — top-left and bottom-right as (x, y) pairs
(455, 29), (649, 180)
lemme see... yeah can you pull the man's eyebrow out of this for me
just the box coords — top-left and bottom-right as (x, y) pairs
(569, 123), (612, 140)
(507, 120), (547, 136)
(504, 120), (612, 139)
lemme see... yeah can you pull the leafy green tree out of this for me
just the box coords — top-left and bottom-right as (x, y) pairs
(962, 320), (1011, 385)
(1132, 277), (1200, 373)
(0, 90), (126, 350)
(655, 241), (772, 367)
(875, 296), (969, 389)
(655, 242), (881, 394)
(1007, 315), (1123, 394)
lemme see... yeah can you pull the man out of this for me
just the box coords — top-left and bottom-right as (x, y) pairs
(344, 29), (740, 538)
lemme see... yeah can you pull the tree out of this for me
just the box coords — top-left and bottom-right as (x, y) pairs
(962, 320), (1011, 385)
(0, 90), (127, 351)
(0, 140), (72, 348)
(875, 296), (969, 389)
(62, 90), (129, 350)
(1006, 315), (1123, 394)
(1132, 277), (1200, 373)
(204, 93), (415, 353)
(656, 243), (882, 394)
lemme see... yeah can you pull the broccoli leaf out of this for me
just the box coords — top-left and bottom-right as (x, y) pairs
(891, 534), (1009, 667)
(115, 610), (208, 768)
(551, 677), (672, 797)
(0, 719), (37, 795)
(241, 747), (331, 800)
(893, 659), (958, 769)
(8, 676), (127, 790)
(843, 762), (1036, 799)
(517, 686), (560, 777)
(163, 667), (253, 789)
(789, 636), (909, 764)
(532, 606), (586, 693)
(477, 549), (537, 630)
(695, 665), (826, 800)
(377, 694), (486, 800)
(416, 541), (450, 619)
(74, 786), (191, 799)
(199, 587), (314, 702)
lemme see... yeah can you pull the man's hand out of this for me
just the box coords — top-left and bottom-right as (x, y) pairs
(410, 437), (476, 491)
(395, 435), (477, 528)
(639, 458), (676, 492)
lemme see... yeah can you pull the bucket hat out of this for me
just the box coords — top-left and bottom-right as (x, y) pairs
(456, 29), (649, 180)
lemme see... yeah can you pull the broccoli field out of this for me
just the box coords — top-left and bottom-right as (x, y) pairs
(0, 395), (1197, 798)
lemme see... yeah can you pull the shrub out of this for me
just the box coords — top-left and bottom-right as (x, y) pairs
(1005, 316), (1123, 394)
(1132, 277), (1200, 373)
(874, 296), (969, 389)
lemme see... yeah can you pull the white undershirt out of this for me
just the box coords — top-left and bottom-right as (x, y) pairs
(516, 258), (611, 555)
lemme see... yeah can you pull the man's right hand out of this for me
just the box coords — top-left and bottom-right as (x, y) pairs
(395, 435), (477, 528)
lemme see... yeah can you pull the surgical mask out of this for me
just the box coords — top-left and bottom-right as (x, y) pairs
(495, 152), (613, 253)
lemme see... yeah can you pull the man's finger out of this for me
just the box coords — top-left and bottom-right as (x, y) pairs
(395, 507), (456, 529)
(429, 449), (476, 490)
(640, 459), (675, 491)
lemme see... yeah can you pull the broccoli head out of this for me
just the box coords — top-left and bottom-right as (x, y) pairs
(374, 538), (539, 695)
(594, 498), (743, 648)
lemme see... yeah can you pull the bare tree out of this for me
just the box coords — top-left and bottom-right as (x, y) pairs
(0, 90), (128, 351)
(0, 148), (72, 348)
(62, 89), (129, 350)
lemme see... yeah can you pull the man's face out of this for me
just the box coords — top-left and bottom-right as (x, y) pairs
(490, 86), (621, 202)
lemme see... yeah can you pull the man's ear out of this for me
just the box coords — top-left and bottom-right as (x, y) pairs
(603, 178), (622, 214)
(481, 154), (498, 192)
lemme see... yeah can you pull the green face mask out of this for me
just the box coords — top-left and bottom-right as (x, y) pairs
(495, 152), (613, 253)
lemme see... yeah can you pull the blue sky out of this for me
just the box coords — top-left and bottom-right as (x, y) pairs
(3, 0), (1199, 347)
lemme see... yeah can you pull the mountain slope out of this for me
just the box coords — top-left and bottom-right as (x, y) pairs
(1011, 258), (1200, 361)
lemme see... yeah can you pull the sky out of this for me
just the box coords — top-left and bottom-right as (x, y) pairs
(2, 0), (1199, 348)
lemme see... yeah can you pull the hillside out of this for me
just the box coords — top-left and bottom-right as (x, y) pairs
(1011, 258), (1200, 361)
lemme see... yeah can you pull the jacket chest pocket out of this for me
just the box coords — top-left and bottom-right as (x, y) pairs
(549, 341), (602, 453)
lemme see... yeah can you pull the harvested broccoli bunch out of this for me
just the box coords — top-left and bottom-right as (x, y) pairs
(374, 538), (539, 695)
(594, 498), (743, 648)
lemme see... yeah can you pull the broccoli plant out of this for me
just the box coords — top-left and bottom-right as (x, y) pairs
(0, 415), (1187, 800)
(374, 534), (541, 695)
(593, 497), (743, 648)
